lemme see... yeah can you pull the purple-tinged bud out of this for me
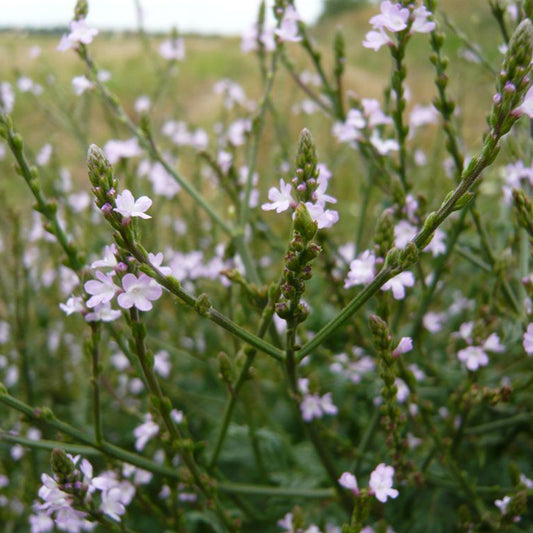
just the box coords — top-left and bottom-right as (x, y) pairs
(101, 203), (113, 216)
(115, 262), (128, 273)
(504, 81), (516, 94)
(493, 93), (502, 105)
(296, 183), (306, 193)
(120, 217), (132, 227)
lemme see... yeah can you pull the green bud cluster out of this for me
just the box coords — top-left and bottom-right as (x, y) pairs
(489, 19), (533, 135)
(293, 129), (319, 204)
(87, 144), (118, 210)
(512, 188), (533, 236)
(374, 208), (395, 261)
(369, 315), (408, 468)
(74, 0), (88, 20)
(276, 204), (320, 325)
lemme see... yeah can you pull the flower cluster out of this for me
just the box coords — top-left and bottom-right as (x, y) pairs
(298, 378), (338, 422)
(30, 451), (136, 532)
(455, 322), (505, 371)
(363, 1), (435, 51)
(339, 463), (399, 503)
(57, 19), (98, 52)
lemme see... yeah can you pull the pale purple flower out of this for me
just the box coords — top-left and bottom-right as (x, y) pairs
(114, 190), (152, 219)
(57, 19), (98, 52)
(154, 350), (171, 378)
(423, 311), (446, 333)
(148, 252), (172, 276)
(304, 202), (339, 229)
(134, 95), (151, 113)
(300, 391), (338, 422)
(392, 337), (413, 357)
(338, 472), (359, 494)
(17, 76), (35, 92)
(345, 250), (376, 288)
(117, 273), (162, 312)
(85, 302), (121, 323)
(409, 104), (439, 130)
(29, 512), (54, 533)
(362, 98), (393, 127)
(300, 394), (323, 422)
(100, 487), (127, 522)
(241, 23), (276, 53)
(363, 29), (392, 51)
(158, 37), (185, 61)
(84, 271), (119, 308)
(394, 220), (417, 249)
(483, 333), (505, 353)
(381, 271), (415, 300)
(59, 296), (84, 316)
(275, 5), (302, 43)
(134, 414), (159, 451)
(495, 495), (511, 515)
(90, 244), (118, 270)
(104, 138), (142, 164)
(217, 150), (233, 174)
(411, 5), (436, 33)
(523, 323), (533, 355)
(0, 81), (15, 113)
(262, 178), (294, 213)
(369, 463), (399, 503)
(227, 118), (252, 145)
(54, 507), (94, 532)
(370, 1), (409, 32)
(426, 229), (446, 256)
(457, 346), (489, 371)
(370, 132), (399, 155)
(518, 85), (533, 118)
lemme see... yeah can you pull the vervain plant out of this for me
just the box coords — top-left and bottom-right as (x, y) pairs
(0, 0), (532, 532)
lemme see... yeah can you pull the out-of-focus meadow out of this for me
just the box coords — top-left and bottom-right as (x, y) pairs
(0, 0), (500, 207)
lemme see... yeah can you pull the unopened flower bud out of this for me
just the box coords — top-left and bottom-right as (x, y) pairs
(293, 203), (318, 242)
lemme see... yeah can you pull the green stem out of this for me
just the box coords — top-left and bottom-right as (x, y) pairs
(124, 240), (284, 361)
(79, 47), (232, 237)
(89, 323), (104, 444)
(208, 283), (280, 470)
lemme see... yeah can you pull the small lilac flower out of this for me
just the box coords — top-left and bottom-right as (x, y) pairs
(338, 472), (359, 494)
(114, 190), (152, 219)
(133, 414), (159, 451)
(495, 495), (511, 515)
(370, 1), (409, 32)
(483, 333), (505, 353)
(72, 75), (93, 96)
(158, 37), (185, 61)
(523, 323), (533, 355)
(381, 271), (415, 300)
(59, 296), (84, 316)
(57, 19), (98, 52)
(84, 271), (119, 308)
(117, 273), (162, 312)
(394, 220), (417, 249)
(345, 250), (376, 288)
(262, 179), (294, 213)
(304, 202), (339, 229)
(363, 29), (392, 51)
(85, 303), (121, 323)
(274, 5), (302, 43)
(90, 244), (118, 270)
(392, 337), (413, 357)
(104, 138), (142, 165)
(369, 463), (399, 503)
(457, 346), (489, 371)
(518, 85), (533, 118)
(411, 5), (436, 33)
